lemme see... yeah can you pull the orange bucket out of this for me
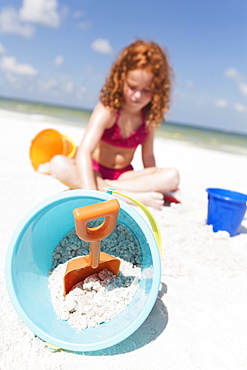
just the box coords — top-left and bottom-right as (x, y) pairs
(29, 128), (76, 171)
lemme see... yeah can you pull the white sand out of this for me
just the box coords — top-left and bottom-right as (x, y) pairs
(1, 109), (247, 369)
(49, 262), (141, 330)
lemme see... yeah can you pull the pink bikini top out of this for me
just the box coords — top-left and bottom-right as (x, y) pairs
(101, 109), (148, 148)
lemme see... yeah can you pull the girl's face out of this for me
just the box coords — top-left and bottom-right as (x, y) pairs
(123, 69), (153, 111)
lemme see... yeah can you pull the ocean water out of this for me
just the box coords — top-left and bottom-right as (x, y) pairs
(157, 122), (247, 156)
(1, 97), (246, 156)
(0, 96), (91, 125)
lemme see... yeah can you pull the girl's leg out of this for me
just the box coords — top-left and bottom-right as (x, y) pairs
(48, 155), (81, 188)
(119, 167), (178, 192)
(97, 167), (180, 208)
(47, 156), (179, 208)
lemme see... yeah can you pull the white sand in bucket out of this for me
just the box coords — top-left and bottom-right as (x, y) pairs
(49, 260), (141, 330)
(48, 222), (142, 330)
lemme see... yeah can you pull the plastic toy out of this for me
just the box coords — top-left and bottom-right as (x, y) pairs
(206, 188), (247, 236)
(5, 189), (161, 352)
(64, 199), (120, 295)
(29, 128), (76, 171)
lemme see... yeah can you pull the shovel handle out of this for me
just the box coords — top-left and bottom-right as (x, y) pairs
(73, 199), (120, 242)
(90, 240), (101, 269)
(73, 199), (120, 270)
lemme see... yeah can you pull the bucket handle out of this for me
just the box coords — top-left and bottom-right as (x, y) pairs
(105, 187), (162, 256)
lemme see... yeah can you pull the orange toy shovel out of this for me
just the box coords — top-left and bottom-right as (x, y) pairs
(63, 199), (120, 296)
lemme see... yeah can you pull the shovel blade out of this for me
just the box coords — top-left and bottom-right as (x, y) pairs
(64, 252), (120, 296)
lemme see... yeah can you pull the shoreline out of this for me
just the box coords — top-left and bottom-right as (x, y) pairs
(1, 110), (247, 369)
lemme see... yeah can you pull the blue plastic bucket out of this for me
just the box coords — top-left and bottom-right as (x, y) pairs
(5, 190), (161, 352)
(206, 188), (247, 236)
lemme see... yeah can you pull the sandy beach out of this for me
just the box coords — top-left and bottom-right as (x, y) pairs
(1, 110), (247, 370)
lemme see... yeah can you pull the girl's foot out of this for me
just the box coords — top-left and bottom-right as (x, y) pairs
(116, 190), (164, 209)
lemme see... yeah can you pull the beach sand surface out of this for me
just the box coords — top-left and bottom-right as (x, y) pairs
(1, 111), (247, 370)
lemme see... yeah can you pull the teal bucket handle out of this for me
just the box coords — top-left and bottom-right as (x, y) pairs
(106, 187), (162, 256)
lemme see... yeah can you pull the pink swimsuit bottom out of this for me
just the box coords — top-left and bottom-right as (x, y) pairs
(92, 159), (133, 180)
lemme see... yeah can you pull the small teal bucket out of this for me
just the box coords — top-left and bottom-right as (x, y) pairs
(206, 188), (247, 237)
(5, 190), (161, 352)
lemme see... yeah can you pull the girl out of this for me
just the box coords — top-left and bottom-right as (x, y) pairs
(48, 40), (179, 208)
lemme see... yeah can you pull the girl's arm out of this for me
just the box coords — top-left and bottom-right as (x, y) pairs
(141, 127), (156, 168)
(75, 103), (114, 189)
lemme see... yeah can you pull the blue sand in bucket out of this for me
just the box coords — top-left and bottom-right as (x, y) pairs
(5, 190), (161, 352)
(206, 188), (247, 237)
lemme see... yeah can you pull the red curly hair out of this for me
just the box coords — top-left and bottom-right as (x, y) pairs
(100, 40), (173, 127)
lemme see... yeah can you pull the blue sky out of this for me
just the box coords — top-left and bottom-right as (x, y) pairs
(0, 0), (247, 134)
